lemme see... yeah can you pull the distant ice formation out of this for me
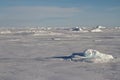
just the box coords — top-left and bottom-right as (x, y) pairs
(96, 25), (106, 29)
(0, 28), (63, 36)
(90, 28), (102, 32)
(71, 27), (88, 32)
(115, 27), (120, 29)
(0, 30), (12, 34)
(89, 25), (106, 32)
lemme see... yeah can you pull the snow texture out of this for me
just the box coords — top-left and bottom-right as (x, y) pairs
(0, 27), (120, 80)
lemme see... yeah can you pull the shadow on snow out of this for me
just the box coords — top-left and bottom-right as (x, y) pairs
(45, 52), (85, 61)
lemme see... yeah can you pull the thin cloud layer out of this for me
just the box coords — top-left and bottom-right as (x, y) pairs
(107, 6), (120, 12)
(0, 0), (120, 27)
(0, 6), (80, 19)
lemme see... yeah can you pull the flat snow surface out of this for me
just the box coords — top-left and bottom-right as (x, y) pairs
(0, 27), (120, 80)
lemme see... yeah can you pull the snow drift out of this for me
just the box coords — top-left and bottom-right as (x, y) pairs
(72, 49), (114, 63)
(90, 28), (102, 32)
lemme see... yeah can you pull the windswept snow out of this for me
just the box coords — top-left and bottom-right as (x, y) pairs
(34, 31), (63, 36)
(0, 27), (120, 80)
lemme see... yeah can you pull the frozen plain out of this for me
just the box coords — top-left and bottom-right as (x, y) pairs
(0, 27), (120, 80)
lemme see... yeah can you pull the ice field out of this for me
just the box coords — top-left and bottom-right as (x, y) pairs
(0, 27), (120, 80)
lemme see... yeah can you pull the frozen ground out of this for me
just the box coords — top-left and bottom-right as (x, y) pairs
(0, 27), (120, 80)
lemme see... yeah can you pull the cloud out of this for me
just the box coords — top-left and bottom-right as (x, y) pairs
(0, 6), (119, 27)
(106, 6), (120, 11)
(0, 6), (80, 20)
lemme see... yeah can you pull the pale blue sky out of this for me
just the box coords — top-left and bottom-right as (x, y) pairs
(0, 0), (120, 27)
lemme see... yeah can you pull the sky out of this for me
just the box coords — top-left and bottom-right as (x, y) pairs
(0, 0), (120, 27)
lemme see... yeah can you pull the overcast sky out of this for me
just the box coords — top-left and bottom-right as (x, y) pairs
(0, 0), (120, 27)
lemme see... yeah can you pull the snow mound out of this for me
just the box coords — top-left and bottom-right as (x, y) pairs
(72, 49), (114, 63)
(79, 28), (88, 32)
(96, 25), (106, 29)
(90, 28), (102, 32)
(0, 30), (12, 34)
(71, 27), (88, 32)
